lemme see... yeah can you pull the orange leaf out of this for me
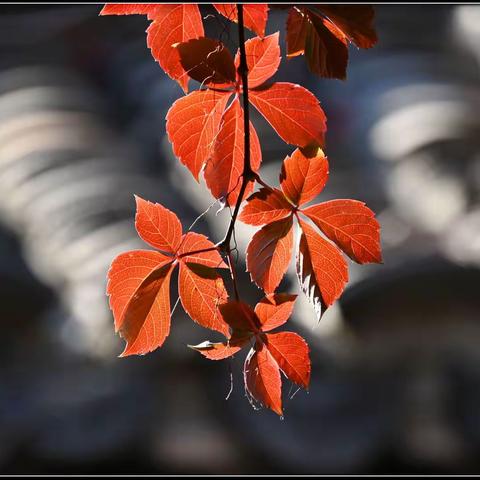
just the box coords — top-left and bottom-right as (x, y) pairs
(213, 4), (269, 37)
(254, 293), (297, 332)
(264, 332), (311, 389)
(118, 262), (174, 357)
(286, 7), (308, 58)
(280, 147), (329, 207)
(145, 4), (204, 92)
(166, 89), (231, 180)
(100, 3), (158, 18)
(204, 97), (262, 206)
(134, 195), (182, 254)
(176, 37), (236, 88)
(302, 199), (382, 264)
(178, 263), (229, 336)
(246, 216), (294, 294)
(239, 187), (293, 226)
(177, 232), (227, 268)
(219, 301), (260, 332)
(107, 250), (172, 332)
(297, 219), (348, 319)
(189, 332), (252, 360)
(235, 32), (281, 88)
(244, 342), (283, 416)
(249, 82), (326, 148)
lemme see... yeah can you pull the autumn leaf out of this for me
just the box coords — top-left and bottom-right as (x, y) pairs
(285, 5), (377, 79)
(254, 293), (297, 332)
(204, 97), (262, 206)
(279, 147), (329, 206)
(297, 219), (348, 318)
(303, 200), (382, 264)
(107, 196), (230, 356)
(249, 82), (326, 148)
(238, 187), (293, 226)
(213, 3), (269, 37)
(176, 37), (236, 88)
(235, 32), (281, 88)
(192, 294), (311, 415)
(263, 331), (310, 389)
(245, 341), (283, 415)
(107, 253), (175, 357)
(246, 216), (294, 294)
(166, 89), (232, 180)
(134, 195), (182, 254)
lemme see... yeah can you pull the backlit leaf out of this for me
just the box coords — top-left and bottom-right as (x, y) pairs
(246, 216), (294, 294)
(239, 187), (293, 226)
(204, 97), (262, 206)
(280, 147), (329, 206)
(219, 301), (260, 332)
(118, 262), (174, 357)
(264, 331), (311, 388)
(297, 219), (348, 320)
(213, 4), (269, 37)
(302, 199), (382, 264)
(107, 250), (172, 332)
(166, 89), (232, 180)
(244, 341), (283, 416)
(134, 195), (182, 254)
(254, 293), (297, 332)
(178, 262), (229, 336)
(177, 232), (227, 268)
(189, 333), (252, 360)
(235, 32), (281, 88)
(145, 4), (204, 92)
(249, 82), (326, 148)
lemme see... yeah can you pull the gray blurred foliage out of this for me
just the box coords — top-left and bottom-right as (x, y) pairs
(0, 4), (480, 474)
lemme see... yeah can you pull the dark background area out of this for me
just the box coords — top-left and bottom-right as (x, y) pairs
(1, 3), (480, 474)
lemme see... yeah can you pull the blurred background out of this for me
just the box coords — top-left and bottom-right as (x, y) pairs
(1, 3), (480, 474)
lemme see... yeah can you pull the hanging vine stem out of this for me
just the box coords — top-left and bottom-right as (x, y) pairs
(217, 3), (254, 300)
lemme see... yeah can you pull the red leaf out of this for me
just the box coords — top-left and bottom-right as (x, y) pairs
(246, 216), (294, 294)
(244, 342), (283, 416)
(188, 333), (251, 360)
(219, 301), (259, 332)
(176, 37), (236, 88)
(166, 89), (232, 180)
(249, 82), (326, 148)
(146, 4), (204, 93)
(107, 250), (172, 332)
(118, 262), (174, 357)
(239, 187), (293, 226)
(178, 262), (229, 336)
(213, 4), (269, 37)
(317, 5), (378, 49)
(264, 332), (311, 389)
(280, 147), (329, 207)
(100, 3), (158, 18)
(177, 232), (227, 268)
(302, 200), (382, 264)
(134, 195), (182, 254)
(285, 6), (377, 80)
(304, 10), (349, 80)
(204, 97), (262, 206)
(235, 32), (281, 88)
(297, 219), (348, 319)
(286, 7), (308, 58)
(255, 293), (297, 332)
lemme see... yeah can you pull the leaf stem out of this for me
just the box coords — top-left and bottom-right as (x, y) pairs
(217, 3), (252, 300)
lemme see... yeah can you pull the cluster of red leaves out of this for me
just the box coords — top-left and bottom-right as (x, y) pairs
(101, 4), (381, 415)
